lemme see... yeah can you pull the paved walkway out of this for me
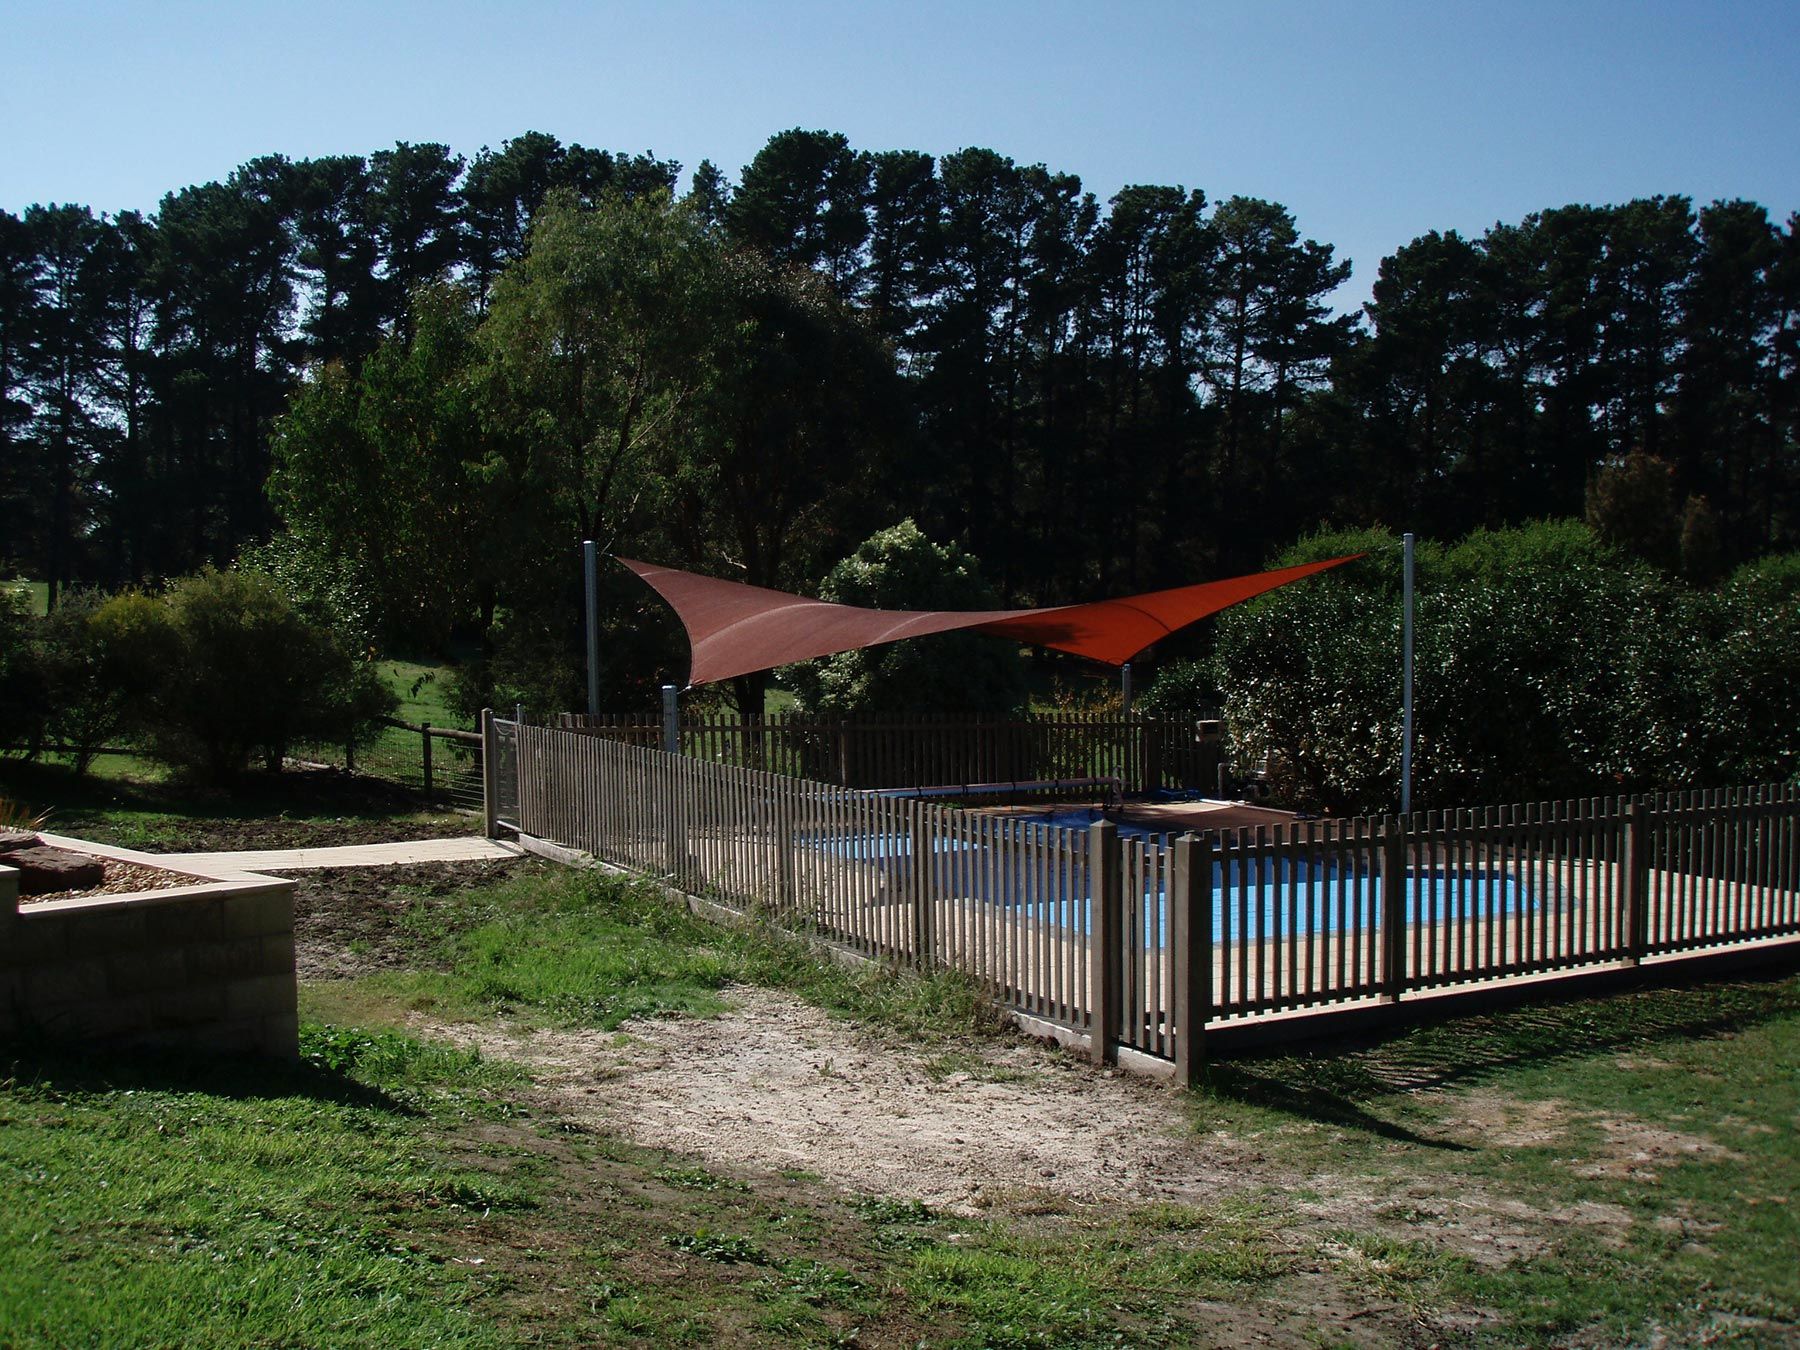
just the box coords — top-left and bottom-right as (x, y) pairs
(152, 836), (522, 873)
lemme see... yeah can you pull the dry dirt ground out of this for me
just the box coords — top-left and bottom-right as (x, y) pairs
(283, 858), (1660, 1273)
(418, 985), (1654, 1278)
(281, 852), (1795, 1345)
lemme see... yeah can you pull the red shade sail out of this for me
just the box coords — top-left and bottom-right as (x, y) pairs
(619, 553), (1363, 688)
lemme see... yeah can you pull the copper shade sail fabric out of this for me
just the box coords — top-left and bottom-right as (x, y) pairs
(619, 553), (1363, 688)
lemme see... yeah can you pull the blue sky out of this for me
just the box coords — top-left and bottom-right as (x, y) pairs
(4, 0), (1795, 312)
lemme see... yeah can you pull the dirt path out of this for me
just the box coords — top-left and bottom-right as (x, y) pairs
(428, 985), (1261, 1215)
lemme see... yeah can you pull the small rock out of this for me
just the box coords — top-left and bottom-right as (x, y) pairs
(5, 844), (106, 895)
(0, 829), (43, 854)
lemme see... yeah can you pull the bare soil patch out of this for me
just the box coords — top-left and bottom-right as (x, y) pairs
(292, 857), (545, 979)
(427, 986), (1256, 1215)
(137, 813), (476, 855)
(1573, 1118), (1743, 1183)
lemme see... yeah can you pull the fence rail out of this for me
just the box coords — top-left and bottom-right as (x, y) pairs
(553, 710), (1222, 794)
(492, 718), (1800, 1072)
(291, 717), (486, 811)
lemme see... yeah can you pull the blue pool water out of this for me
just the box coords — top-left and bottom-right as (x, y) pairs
(808, 826), (1535, 937)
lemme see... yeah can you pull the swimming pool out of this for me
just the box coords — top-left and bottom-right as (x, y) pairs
(806, 826), (1536, 937)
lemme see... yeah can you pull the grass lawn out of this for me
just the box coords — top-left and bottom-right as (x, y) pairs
(382, 658), (466, 728)
(0, 753), (463, 852)
(3, 853), (1796, 1346)
(3, 577), (48, 616)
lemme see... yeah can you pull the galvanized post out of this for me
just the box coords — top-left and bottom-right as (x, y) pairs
(1089, 820), (1122, 1066)
(1171, 831), (1213, 1086)
(479, 709), (498, 839)
(661, 683), (680, 756)
(583, 539), (601, 717)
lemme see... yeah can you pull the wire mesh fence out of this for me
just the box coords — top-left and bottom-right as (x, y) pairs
(289, 718), (485, 812)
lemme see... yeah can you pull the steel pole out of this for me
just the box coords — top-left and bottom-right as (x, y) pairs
(583, 539), (600, 717)
(1120, 661), (1133, 719)
(1401, 531), (1415, 816)
(662, 683), (680, 757)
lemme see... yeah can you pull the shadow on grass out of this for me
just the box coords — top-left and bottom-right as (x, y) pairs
(0, 755), (430, 827)
(0, 1034), (421, 1116)
(1197, 970), (1800, 1143)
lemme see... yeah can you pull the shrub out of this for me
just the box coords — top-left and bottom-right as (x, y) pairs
(1211, 522), (1715, 811)
(0, 587), (46, 753)
(37, 589), (179, 777)
(1687, 555), (1800, 784)
(145, 569), (395, 783)
(781, 520), (1028, 717)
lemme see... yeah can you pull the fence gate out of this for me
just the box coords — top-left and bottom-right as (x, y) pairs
(491, 717), (522, 833)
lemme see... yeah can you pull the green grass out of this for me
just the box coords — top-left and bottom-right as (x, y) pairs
(1192, 974), (1800, 1346)
(319, 864), (1004, 1044)
(5, 853), (1794, 1347)
(3, 577), (48, 616)
(0, 751), (453, 847)
(0, 1030), (532, 1349)
(382, 658), (466, 728)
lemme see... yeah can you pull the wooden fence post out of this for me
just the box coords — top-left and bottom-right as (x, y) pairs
(1382, 816), (1406, 1001)
(479, 709), (498, 838)
(666, 759), (687, 881)
(421, 722), (433, 802)
(909, 807), (935, 971)
(1090, 820), (1122, 1065)
(1623, 801), (1649, 963)
(1171, 831), (1212, 1085)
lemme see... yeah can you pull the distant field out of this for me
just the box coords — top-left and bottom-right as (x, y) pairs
(3, 579), (48, 616)
(380, 659), (464, 728)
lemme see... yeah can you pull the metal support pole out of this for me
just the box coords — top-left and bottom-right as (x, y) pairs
(1401, 531), (1415, 816)
(662, 683), (680, 756)
(1120, 662), (1133, 719)
(583, 539), (600, 717)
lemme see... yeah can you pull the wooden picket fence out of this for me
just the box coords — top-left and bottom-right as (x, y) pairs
(488, 716), (1800, 1075)
(551, 710), (1222, 795)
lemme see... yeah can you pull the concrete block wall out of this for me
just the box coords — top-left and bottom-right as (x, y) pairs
(0, 842), (298, 1058)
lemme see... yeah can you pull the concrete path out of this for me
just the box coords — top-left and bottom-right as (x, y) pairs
(152, 836), (523, 873)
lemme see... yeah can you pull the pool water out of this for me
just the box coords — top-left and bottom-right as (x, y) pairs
(808, 827), (1535, 937)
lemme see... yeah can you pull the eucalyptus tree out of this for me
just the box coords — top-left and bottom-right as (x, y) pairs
(269, 282), (487, 648)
